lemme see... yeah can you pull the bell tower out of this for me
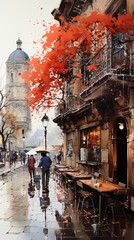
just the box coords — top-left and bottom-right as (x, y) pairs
(5, 38), (31, 150)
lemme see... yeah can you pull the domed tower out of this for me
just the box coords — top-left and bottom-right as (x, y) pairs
(5, 38), (31, 150)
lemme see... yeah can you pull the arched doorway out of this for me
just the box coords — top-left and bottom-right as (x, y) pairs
(115, 117), (127, 185)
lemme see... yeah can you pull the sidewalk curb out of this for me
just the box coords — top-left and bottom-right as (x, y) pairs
(0, 163), (23, 177)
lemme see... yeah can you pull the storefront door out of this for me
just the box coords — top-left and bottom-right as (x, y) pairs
(115, 117), (127, 185)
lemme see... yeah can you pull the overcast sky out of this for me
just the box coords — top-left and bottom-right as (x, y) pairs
(0, 0), (62, 146)
(0, 0), (61, 80)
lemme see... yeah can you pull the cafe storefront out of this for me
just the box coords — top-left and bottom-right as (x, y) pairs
(80, 126), (101, 163)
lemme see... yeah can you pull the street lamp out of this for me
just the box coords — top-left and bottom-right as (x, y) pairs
(41, 113), (49, 150)
(22, 136), (25, 149)
(22, 129), (25, 149)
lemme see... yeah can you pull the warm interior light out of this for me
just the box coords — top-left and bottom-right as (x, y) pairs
(83, 135), (86, 141)
(82, 135), (87, 145)
(118, 123), (124, 130)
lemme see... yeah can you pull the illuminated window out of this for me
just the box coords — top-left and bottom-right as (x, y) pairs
(80, 126), (101, 162)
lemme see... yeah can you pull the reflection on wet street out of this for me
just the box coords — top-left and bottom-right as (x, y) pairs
(0, 166), (134, 240)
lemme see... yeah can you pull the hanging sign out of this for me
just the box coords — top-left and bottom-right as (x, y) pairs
(101, 149), (108, 163)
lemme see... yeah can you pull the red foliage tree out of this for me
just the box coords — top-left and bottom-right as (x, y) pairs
(22, 11), (134, 110)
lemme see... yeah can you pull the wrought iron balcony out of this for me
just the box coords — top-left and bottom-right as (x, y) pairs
(82, 35), (134, 90)
(54, 94), (83, 118)
(54, 35), (134, 118)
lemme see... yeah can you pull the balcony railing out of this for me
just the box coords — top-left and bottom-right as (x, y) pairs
(83, 35), (134, 88)
(54, 95), (83, 118)
(54, 35), (134, 118)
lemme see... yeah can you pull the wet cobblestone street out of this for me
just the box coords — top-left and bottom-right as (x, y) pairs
(0, 165), (134, 240)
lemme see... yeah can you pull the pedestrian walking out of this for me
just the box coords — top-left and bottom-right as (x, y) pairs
(22, 151), (26, 165)
(38, 152), (52, 188)
(27, 155), (36, 180)
(9, 150), (13, 165)
(13, 151), (17, 164)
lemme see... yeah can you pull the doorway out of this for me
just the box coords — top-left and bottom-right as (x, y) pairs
(115, 117), (127, 185)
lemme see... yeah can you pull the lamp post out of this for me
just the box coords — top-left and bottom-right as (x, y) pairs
(22, 136), (25, 149)
(41, 113), (49, 150)
(22, 129), (25, 152)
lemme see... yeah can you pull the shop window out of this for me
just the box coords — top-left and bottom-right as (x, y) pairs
(66, 139), (73, 157)
(80, 126), (101, 162)
(66, 148), (73, 157)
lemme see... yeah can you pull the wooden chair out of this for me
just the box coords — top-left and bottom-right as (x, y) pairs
(76, 180), (96, 214)
(114, 189), (129, 204)
(102, 177), (114, 200)
(104, 188), (129, 223)
(107, 177), (113, 183)
(118, 182), (126, 188)
(66, 178), (74, 189)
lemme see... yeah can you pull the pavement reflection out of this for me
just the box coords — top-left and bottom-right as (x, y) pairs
(28, 180), (35, 198)
(0, 165), (133, 240)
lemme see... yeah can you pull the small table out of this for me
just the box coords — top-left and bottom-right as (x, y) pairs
(66, 172), (91, 180)
(56, 168), (78, 185)
(53, 165), (69, 182)
(79, 179), (126, 223)
(65, 172), (91, 198)
(54, 164), (68, 169)
(57, 168), (78, 173)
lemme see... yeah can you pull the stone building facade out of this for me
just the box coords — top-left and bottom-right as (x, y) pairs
(5, 38), (31, 150)
(52, 0), (134, 201)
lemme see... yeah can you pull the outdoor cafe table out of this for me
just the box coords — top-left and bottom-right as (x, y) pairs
(65, 172), (92, 198)
(56, 168), (78, 183)
(54, 165), (69, 175)
(66, 172), (91, 179)
(57, 168), (78, 173)
(79, 179), (126, 224)
(54, 165), (69, 170)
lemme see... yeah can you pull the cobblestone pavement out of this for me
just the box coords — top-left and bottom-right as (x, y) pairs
(0, 164), (134, 240)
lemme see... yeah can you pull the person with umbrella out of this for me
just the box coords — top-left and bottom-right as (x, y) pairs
(38, 151), (52, 188)
(27, 154), (36, 180)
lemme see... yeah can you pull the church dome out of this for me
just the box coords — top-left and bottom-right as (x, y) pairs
(7, 38), (29, 61)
